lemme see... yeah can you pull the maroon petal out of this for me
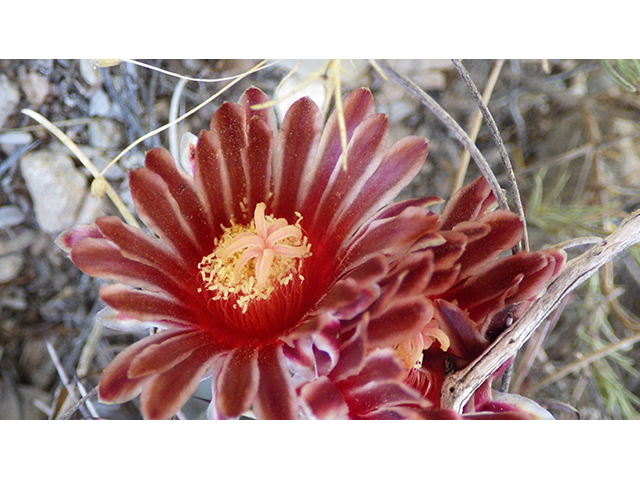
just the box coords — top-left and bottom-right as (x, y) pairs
(367, 298), (433, 349)
(237, 87), (276, 211)
(329, 136), (429, 251)
(360, 407), (423, 420)
(308, 316), (341, 376)
(71, 237), (200, 303)
(440, 176), (496, 229)
(215, 346), (260, 418)
(95, 216), (195, 279)
(445, 251), (558, 312)
(244, 115), (274, 212)
(194, 129), (234, 229)
(128, 329), (214, 378)
(253, 344), (298, 419)
(307, 113), (389, 239)
(343, 202), (439, 269)
(299, 376), (349, 420)
(272, 96), (324, 219)
(321, 254), (387, 321)
(341, 349), (406, 390)
(428, 230), (468, 271)
(434, 299), (488, 360)
(98, 328), (186, 404)
(328, 320), (368, 382)
(129, 167), (203, 266)
(144, 147), (216, 251)
(456, 210), (524, 279)
(55, 223), (103, 252)
(506, 249), (565, 302)
(100, 284), (203, 328)
(140, 344), (222, 419)
(385, 249), (435, 298)
(209, 102), (250, 221)
(238, 87), (277, 133)
(345, 382), (424, 416)
(282, 337), (316, 380)
(299, 89), (375, 218)
(467, 250), (566, 323)
(423, 264), (461, 297)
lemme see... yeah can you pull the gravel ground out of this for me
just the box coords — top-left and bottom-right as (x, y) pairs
(2, 59), (640, 419)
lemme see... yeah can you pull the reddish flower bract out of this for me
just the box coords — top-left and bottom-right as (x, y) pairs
(298, 176), (565, 420)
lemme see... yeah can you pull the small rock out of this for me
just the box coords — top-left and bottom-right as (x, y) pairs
(20, 72), (50, 108)
(0, 131), (33, 156)
(88, 118), (124, 149)
(88, 89), (111, 117)
(0, 74), (20, 127)
(0, 253), (24, 283)
(0, 205), (26, 229)
(20, 150), (88, 234)
(79, 59), (102, 86)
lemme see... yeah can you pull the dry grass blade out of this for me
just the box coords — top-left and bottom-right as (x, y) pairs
(251, 61), (325, 110)
(101, 60), (268, 179)
(525, 330), (640, 396)
(376, 60), (509, 212)
(452, 59), (529, 252)
(326, 60), (349, 169)
(58, 387), (98, 420)
(20, 109), (140, 229)
(122, 59), (279, 84)
(44, 337), (98, 419)
(99, 59), (273, 179)
(451, 59), (504, 194)
(441, 208), (640, 413)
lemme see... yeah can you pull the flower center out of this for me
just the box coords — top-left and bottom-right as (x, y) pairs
(198, 202), (312, 313)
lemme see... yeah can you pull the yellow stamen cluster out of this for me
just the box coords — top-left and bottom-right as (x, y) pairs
(394, 321), (450, 370)
(198, 202), (311, 313)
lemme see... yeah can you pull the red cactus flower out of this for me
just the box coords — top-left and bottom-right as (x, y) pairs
(300, 175), (565, 419)
(57, 87), (435, 419)
(392, 176), (566, 413)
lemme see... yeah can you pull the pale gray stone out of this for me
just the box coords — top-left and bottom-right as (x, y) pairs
(88, 118), (124, 149)
(0, 205), (26, 229)
(0, 74), (20, 127)
(0, 253), (24, 283)
(88, 89), (111, 117)
(0, 131), (33, 155)
(20, 150), (88, 233)
(20, 72), (50, 108)
(79, 59), (102, 86)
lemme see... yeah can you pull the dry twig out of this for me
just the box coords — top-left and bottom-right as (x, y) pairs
(451, 59), (529, 253)
(451, 59), (504, 193)
(376, 60), (510, 213)
(441, 208), (640, 413)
